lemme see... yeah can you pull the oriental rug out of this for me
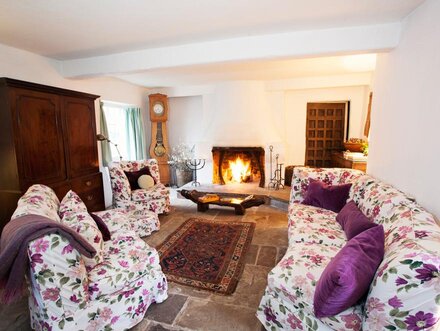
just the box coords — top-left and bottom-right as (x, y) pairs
(157, 217), (255, 295)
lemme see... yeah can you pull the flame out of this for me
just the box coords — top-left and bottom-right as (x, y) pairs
(228, 157), (251, 183)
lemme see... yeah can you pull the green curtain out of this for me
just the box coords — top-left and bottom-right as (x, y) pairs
(99, 102), (113, 166)
(125, 107), (146, 160)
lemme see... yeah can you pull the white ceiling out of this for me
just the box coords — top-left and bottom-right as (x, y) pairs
(115, 54), (377, 87)
(0, 0), (424, 60)
(0, 0), (424, 87)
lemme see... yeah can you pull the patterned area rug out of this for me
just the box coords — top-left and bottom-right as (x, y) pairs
(157, 217), (255, 295)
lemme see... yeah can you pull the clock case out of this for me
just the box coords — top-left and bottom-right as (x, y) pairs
(148, 93), (171, 185)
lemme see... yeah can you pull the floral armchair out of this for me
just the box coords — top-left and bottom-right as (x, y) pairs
(108, 159), (171, 217)
(12, 185), (168, 331)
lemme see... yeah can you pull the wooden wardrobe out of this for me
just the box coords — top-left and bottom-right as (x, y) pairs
(0, 78), (105, 230)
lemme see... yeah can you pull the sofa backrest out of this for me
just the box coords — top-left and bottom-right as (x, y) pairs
(11, 184), (61, 222)
(116, 159), (161, 184)
(290, 167), (363, 204)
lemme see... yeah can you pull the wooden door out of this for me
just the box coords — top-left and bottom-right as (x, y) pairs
(305, 102), (347, 167)
(62, 96), (99, 178)
(10, 88), (67, 187)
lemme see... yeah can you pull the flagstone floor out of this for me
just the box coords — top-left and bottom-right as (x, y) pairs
(0, 189), (288, 331)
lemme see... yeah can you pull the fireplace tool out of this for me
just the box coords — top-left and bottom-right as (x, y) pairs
(185, 158), (206, 186)
(268, 146), (284, 190)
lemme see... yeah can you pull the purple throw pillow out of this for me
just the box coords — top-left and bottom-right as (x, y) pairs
(314, 225), (385, 318)
(89, 213), (111, 241)
(302, 179), (352, 212)
(337, 201), (377, 240)
(124, 166), (155, 190)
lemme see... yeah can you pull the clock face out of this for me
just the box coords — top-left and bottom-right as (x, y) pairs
(153, 102), (164, 115)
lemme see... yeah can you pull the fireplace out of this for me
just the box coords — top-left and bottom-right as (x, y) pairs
(212, 147), (265, 187)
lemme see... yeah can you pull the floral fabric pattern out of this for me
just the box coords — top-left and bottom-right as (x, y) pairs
(258, 168), (440, 331)
(11, 184), (61, 222)
(59, 190), (88, 218)
(289, 167), (363, 204)
(93, 208), (160, 238)
(88, 234), (163, 300)
(109, 159), (170, 215)
(18, 184), (169, 331)
(61, 211), (104, 268)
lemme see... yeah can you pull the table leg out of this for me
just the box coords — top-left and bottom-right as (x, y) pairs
(198, 203), (209, 212)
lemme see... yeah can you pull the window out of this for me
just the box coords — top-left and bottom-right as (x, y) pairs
(102, 102), (145, 161)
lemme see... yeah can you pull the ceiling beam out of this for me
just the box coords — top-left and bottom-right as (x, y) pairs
(60, 23), (401, 78)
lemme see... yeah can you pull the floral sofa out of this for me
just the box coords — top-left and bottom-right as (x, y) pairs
(257, 167), (440, 330)
(109, 159), (170, 216)
(12, 184), (168, 331)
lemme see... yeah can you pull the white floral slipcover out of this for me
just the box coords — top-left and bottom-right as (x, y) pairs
(108, 159), (170, 226)
(257, 167), (440, 330)
(12, 185), (168, 331)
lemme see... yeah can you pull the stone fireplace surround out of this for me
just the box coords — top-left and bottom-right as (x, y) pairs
(212, 146), (265, 187)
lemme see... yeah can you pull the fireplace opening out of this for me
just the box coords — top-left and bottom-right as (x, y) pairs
(212, 147), (265, 187)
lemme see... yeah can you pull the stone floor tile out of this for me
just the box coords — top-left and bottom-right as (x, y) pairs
(145, 294), (188, 325)
(256, 246), (277, 268)
(210, 264), (270, 309)
(276, 246), (288, 263)
(146, 322), (177, 331)
(130, 318), (151, 331)
(168, 282), (211, 299)
(175, 299), (262, 331)
(244, 244), (259, 265)
(251, 228), (288, 246)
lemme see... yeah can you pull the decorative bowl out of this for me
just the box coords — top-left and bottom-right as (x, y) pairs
(343, 142), (363, 152)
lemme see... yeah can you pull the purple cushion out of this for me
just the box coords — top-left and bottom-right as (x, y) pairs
(314, 225), (385, 318)
(337, 201), (377, 240)
(89, 213), (111, 241)
(302, 179), (352, 212)
(124, 166), (155, 190)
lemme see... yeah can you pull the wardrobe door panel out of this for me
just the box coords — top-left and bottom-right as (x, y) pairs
(10, 89), (66, 187)
(63, 96), (99, 178)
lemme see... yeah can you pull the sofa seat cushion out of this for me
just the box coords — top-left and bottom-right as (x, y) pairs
(131, 184), (169, 201)
(288, 204), (346, 247)
(87, 233), (161, 300)
(267, 242), (363, 329)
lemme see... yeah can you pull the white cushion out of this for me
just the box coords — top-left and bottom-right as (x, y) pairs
(138, 174), (155, 189)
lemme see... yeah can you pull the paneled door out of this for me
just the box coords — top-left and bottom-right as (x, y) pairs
(305, 102), (347, 167)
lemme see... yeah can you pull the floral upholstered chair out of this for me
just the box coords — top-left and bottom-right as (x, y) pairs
(12, 185), (168, 331)
(108, 159), (170, 236)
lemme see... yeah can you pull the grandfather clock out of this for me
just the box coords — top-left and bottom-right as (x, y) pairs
(149, 93), (170, 185)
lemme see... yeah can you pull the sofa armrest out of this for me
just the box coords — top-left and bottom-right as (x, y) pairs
(145, 159), (161, 184)
(92, 208), (133, 235)
(108, 165), (132, 203)
(28, 233), (89, 321)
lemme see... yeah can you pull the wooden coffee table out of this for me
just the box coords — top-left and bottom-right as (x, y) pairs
(180, 189), (265, 215)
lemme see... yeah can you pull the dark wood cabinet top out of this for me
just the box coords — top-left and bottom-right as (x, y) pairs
(0, 77), (99, 100)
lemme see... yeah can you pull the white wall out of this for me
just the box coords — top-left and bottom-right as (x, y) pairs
(284, 85), (369, 165)
(368, 0), (440, 219)
(0, 43), (149, 207)
(166, 81), (370, 184)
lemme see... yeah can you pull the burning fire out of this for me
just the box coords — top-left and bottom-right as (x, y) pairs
(228, 157), (251, 183)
